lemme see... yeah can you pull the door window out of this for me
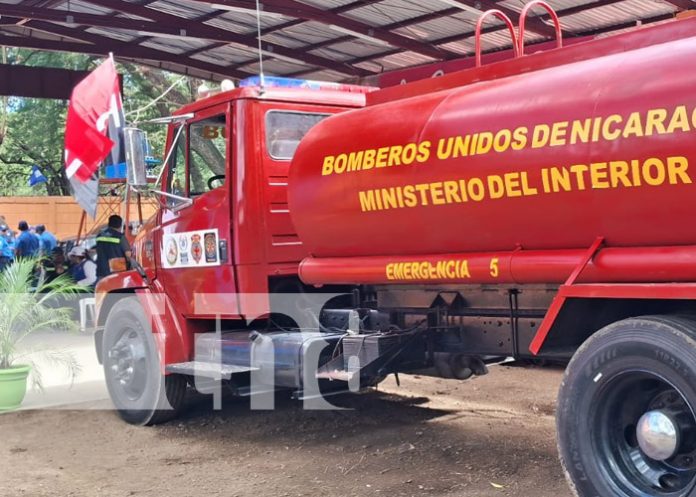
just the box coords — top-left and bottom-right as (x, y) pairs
(189, 115), (227, 196)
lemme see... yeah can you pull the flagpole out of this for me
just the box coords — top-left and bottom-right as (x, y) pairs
(107, 50), (131, 239)
(76, 211), (86, 245)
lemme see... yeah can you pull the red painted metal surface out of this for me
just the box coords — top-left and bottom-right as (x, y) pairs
(133, 286), (191, 370)
(94, 270), (193, 367)
(364, 38), (590, 88)
(563, 237), (604, 285)
(95, 270), (220, 367)
(366, 18), (695, 106)
(95, 85), (368, 367)
(135, 87), (366, 320)
(299, 246), (696, 286)
(289, 18), (696, 270)
(528, 282), (696, 354)
(98, 17), (696, 365)
(528, 237), (604, 354)
(95, 270), (148, 306)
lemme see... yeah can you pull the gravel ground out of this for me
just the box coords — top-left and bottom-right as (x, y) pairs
(0, 364), (571, 497)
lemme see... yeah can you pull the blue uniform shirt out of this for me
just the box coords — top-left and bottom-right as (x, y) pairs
(15, 231), (40, 258)
(0, 237), (12, 258)
(4, 238), (15, 259)
(39, 231), (57, 253)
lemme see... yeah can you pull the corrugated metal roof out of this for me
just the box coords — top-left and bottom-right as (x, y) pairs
(0, 0), (687, 83)
(560, 0), (677, 32)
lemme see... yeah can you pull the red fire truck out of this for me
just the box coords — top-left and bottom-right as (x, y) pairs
(96, 8), (696, 497)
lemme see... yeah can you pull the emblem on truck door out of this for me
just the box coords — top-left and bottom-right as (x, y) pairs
(204, 232), (218, 263)
(165, 238), (178, 266)
(161, 229), (221, 269)
(178, 235), (188, 252)
(191, 234), (202, 263)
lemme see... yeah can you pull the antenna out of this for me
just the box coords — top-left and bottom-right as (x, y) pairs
(254, 0), (266, 93)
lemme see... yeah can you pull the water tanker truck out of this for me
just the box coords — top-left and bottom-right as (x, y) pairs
(95, 8), (696, 497)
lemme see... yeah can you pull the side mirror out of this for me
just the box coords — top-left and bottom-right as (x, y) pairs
(124, 127), (148, 187)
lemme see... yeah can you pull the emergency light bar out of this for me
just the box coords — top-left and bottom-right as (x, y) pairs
(238, 76), (371, 94)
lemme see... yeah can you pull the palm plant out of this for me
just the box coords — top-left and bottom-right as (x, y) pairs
(0, 257), (83, 390)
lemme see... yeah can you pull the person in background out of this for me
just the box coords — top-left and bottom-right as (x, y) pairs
(0, 225), (14, 270)
(86, 239), (97, 262)
(36, 225), (57, 255)
(42, 246), (69, 283)
(96, 215), (131, 280)
(6, 229), (15, 258)
(29, 225), (41, 251)
(68, 246), (97, 289)
(15, 220), (40, 258)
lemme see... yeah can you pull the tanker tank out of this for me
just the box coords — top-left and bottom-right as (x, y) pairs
(288, 18), (696, 286)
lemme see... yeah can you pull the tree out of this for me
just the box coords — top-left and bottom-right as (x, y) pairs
(0, 97), (70, 195)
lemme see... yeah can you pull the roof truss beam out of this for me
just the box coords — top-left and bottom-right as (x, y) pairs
(301, 0), (641, 72)
(660, 0), (694, 10)
(190, 0), (457, 60)
(230, 0), (566, 72)
(0, 19), (251, 79)
(48, 0), (370, 77)
(182, 1), (385, 60)
(0, 33), (232, 80)
(0, 0), (684, 83)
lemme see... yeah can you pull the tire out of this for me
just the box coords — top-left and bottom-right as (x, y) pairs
(558, 315), (696, 497)
(102, 296), (187, 425)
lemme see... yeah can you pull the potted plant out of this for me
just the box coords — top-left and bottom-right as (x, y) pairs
(0, 257), (83, 411)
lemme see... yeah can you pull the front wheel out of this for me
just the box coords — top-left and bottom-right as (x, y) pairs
(558, 316), (696, 497)
(102, 296), (187, 425)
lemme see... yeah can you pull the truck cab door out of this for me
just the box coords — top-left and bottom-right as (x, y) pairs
(156, 103), (240, 318)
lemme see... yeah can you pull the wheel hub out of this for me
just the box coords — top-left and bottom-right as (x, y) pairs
(637, 410), (680, 461)
(107, 331), (147, 399)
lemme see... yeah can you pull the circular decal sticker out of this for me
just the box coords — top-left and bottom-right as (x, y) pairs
(166, 238), (178, 266)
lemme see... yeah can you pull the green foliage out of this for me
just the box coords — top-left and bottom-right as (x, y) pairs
(119, 63), (199, 178)
(0, 97), (69, 196)
(0, 49), (96, 196)
(0, 257), (85, 389)
(0, 48), (208, 197)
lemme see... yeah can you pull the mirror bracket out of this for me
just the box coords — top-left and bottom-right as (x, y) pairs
(150, 189), (193, 211)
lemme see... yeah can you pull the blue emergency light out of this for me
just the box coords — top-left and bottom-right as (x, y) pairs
(238, 76), (368, 93)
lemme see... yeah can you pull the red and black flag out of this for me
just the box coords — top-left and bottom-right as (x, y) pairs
(64, 56), (124, 218)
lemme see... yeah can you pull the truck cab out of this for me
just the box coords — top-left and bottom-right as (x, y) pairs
(140, 79), (369, 318)
(95, 79), (378, 424)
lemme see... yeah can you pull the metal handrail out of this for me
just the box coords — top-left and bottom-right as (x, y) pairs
(518, 1), (563, 55)
(475, 9), (519, 68)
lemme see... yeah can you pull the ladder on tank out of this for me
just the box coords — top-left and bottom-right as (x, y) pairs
(474, 0), (563, 68)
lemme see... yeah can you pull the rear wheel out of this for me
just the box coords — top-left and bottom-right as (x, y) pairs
(102, 296), (187, 425)
(558, 316), (696, 497)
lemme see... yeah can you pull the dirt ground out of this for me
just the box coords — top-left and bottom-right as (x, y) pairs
(0, 364), (571, 497)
